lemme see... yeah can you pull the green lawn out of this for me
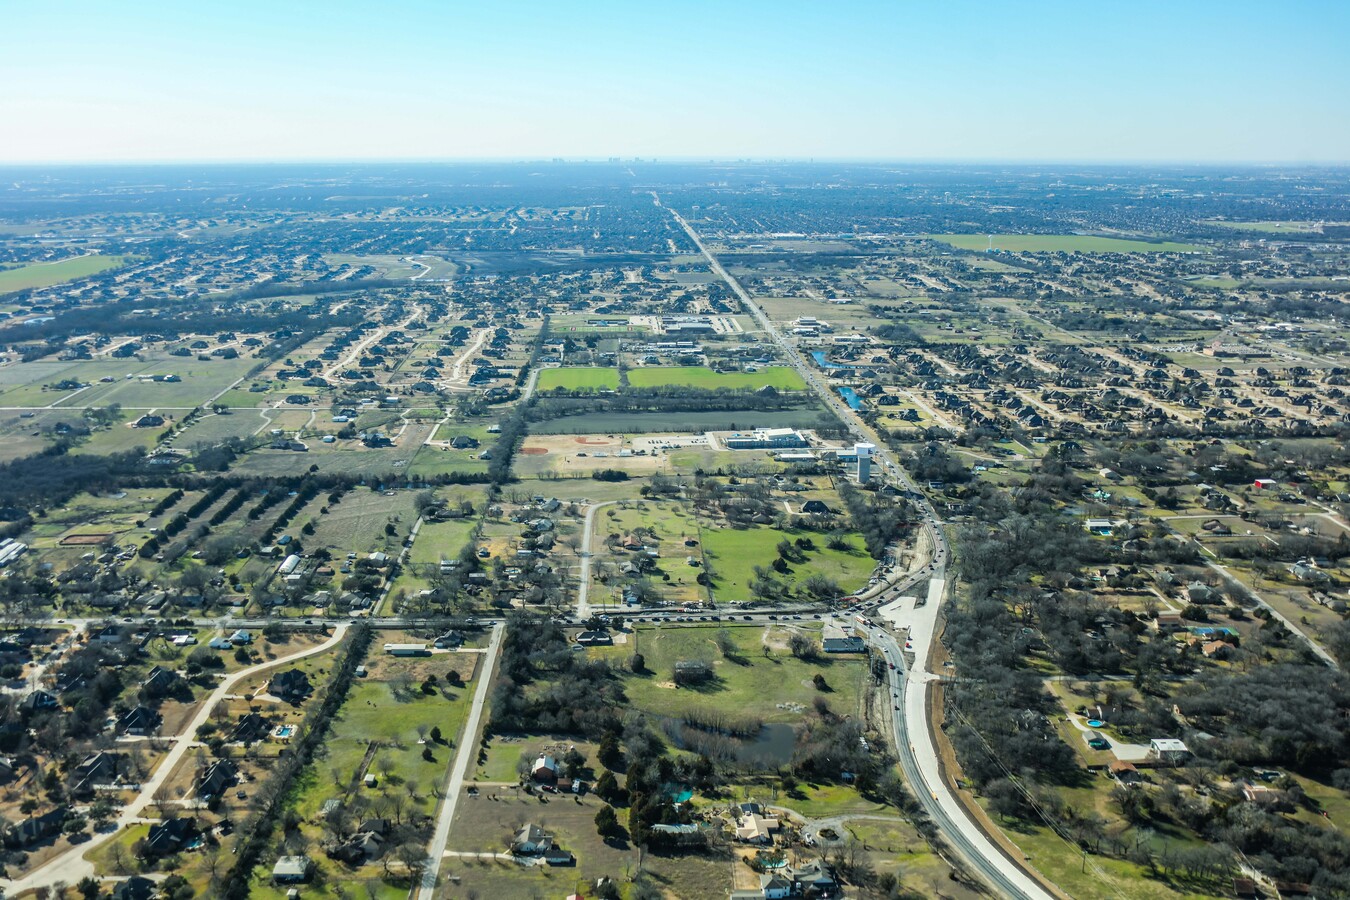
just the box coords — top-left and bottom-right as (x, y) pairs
(700, 526), (874, 603)
(595, 623), (866, 725)
(626, 366), (807, 391)
(0, 253), (130, 293)
(408, 517), (478, 566)
(925, 234), (1200, 254)
(536, 366), (620, 391)
(295, 675), (473, 820)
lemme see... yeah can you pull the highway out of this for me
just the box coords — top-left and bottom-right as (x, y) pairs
(662, 198), (1054, 899)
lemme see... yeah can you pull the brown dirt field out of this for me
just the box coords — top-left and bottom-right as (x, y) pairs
(575, 436), (612, 444)
(517, 446), (548, 455)
(60, 533), (113, 545)
(360, 649), (481, 683)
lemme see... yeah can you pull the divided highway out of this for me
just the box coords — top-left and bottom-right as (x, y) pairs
(663, 199), (1054, 900)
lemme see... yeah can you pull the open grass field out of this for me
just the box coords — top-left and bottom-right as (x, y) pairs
(293, 675), (473, 820)
(700, 526), (874, 603)
(0, 253), (130, 293)
(926, 234), (1201, 254)
(592, 623), (866, 724)
(536, 366), (620, 391)
(626, 366), (807, 391)
(407, 516), (479, 566)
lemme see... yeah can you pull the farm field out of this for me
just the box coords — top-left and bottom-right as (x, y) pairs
(536, 366), (619, 391)
(626, 365), (807, 390)
(0, 253), (130, 293)
(925, 234), (1201, 253)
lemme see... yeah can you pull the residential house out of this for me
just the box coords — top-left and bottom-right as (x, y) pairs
(269, 669), (312, 702)
(791, 859), (839, 895)
(140, 665), (178, 697)
(71, 751), (123, 797)
(512, 823), (550, 854)
(272, 855), (312, 884)
(117, 705), (161, 736)
(20, 690), (59, 713)
(5, 807), (68, 848)
(1148, 738), (1190, 764)
(232, 713), (270, 744)
(144, 817), (196, 857)
(735, 812), (780, 843)
(194, 759), (239, 803)
(110, 877), (157, 900)
(531, 755), (559, 783)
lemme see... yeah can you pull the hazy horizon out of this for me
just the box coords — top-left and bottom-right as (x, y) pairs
(4, 0), (1348, 165)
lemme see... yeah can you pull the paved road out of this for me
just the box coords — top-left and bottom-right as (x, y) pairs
(661, 197), (1060, 899)
(3, 624), (351, 896)
(574, 501), (617, 619)
(417, 622), (503, 900)
(875, 629), (1053, 900)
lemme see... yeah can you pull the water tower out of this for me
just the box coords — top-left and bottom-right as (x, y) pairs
(854, 442), (875, 482)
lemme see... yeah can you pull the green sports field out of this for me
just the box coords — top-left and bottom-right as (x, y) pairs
(926, 234), (1200, 253)
(0, 254), (130, 293)
(536, 366), (620, 391)
(626, 365), (807, 390)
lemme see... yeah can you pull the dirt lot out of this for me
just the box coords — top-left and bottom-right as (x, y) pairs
(516, 433), (666, 475)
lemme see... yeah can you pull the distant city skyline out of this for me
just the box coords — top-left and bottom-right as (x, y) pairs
(3, 0), (1348, 164)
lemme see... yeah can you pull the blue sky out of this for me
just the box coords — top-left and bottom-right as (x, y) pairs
(2, 0), (1347, 163)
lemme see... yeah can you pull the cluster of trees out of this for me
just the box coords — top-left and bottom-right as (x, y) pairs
(488, 616), (625, 737)
(0, 445), (150, 510)
(836, 480), (915, 559)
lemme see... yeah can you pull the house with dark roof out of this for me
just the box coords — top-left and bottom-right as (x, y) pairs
(110, 876), (157, 900)
(140, 665), (179, 697)
(231, 712), (270, 744)
(269, 668), (312, 702)
(194, 759), (238, 803)
(71, 751), (123, 797)
(5, 806), (67, 848)
(144, 817), (196, 858)
(20, 690), (59, 713)
(117, 705), (161, 736)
